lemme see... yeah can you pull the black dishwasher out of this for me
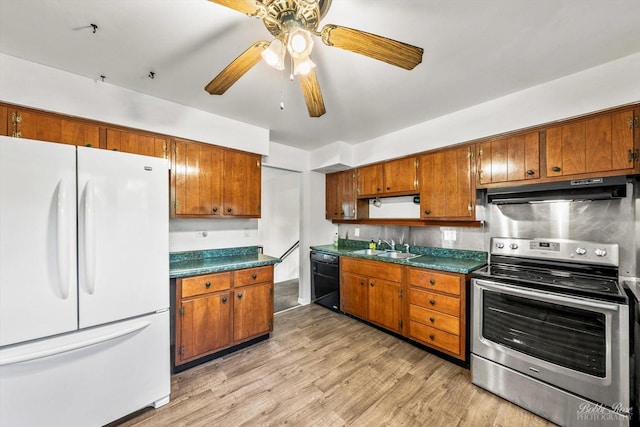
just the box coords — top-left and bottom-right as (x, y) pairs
(310, 251), (340, 312)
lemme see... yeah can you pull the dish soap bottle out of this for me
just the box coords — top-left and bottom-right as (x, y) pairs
(333, 232), (339, 248)
(369, 239), (376, 249)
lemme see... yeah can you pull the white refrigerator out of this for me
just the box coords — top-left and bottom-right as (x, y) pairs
(0, 136), (170, 426)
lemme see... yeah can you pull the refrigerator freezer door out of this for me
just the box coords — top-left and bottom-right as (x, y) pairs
(77, 148), (169, 327)
(0, 137), (78, 346)
(0, 311), (170, 427)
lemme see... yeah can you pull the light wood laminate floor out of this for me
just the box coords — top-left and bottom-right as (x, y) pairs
(118, 304), (556, 427)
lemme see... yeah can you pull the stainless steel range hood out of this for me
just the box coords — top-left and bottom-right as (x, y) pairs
(486, 176), (628, 204)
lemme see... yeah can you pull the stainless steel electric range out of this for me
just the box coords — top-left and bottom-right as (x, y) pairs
(471, 237), (632, 427)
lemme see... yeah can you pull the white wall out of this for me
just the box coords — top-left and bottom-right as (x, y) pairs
(259, 167), (301, 283)
(0, 53), (269, 155)
(351, 52), (640, 166)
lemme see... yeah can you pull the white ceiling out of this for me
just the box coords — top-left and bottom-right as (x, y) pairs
(1, 0), (639, 150)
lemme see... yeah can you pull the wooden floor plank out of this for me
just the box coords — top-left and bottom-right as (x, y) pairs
(118, 304), (556, 427)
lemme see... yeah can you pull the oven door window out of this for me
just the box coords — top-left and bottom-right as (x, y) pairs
(482, 290), (606, 377)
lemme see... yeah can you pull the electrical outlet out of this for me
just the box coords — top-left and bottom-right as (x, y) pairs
(244, 229), (250, 237)
(354, 227), (360, 237)
(443, 230), (456, 241)
(197, 231), (208, 238)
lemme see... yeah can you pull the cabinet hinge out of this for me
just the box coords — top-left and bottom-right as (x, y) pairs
(629, 149), (640, 163)
(399, 320), (403, 329)
(628, 116), (639, 129)
(270, 287), (273, 296)
(178, 346), (184, 355)
(174, 201), (178, 210)
(269, 319), (273, 329)
(468, 149), (473, 159)
(478, 149), (483, 157)
(179, 306), (185, 317)
(468, 203), (473, 212)
(398, 289), (403, 298)
(163, 141), (167, 158)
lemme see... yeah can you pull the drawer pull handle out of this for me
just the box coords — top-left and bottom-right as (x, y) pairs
(424, 209), (431, 215)
(526, 169), (535, 175)
(552, 166), (561, 172)
(252, 274), (257, 280)
(205, 282), (211, 288)
(221, 296), (227, 303)
(237, 293), (243, 299)
(429, 279), (435, 285)
(429, 317), (435, 323)
(213, 207), (218, 213)
(429, 334), (435, 340)
(429, 299), (435, 306)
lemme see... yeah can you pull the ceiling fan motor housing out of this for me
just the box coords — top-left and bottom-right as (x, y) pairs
(262, 0), (331, 37)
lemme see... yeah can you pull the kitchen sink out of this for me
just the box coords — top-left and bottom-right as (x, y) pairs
(377, 251), (420, 260)
(350, 249), (386, 255)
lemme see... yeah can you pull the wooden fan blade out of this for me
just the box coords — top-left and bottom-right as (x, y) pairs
(205, 41), (268, 95)
(321, 24), (423, 70)
(299, 68), (326, 117)
(207, 0), (261, 16)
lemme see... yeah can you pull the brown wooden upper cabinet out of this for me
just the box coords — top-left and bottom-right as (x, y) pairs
(419, 145), (474, 220)
(545, 109), (637, 178)
(172, 139), (261, 218)
(476, 132), (540, 186)
(325, 170), (357, 220)
(105, 128), (168, 159)
(357, 157), (418, 198)
(0, 105), (8, 136)
(6, 107), (99, 147)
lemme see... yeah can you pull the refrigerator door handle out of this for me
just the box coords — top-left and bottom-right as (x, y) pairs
(56, 178), (71, 299)
(84, 180), (97, 295)
(0, 320), (151, 366)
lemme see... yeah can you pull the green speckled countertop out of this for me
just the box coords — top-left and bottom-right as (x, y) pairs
(311, 239), (487, 274)
(170, 246), (281, 278)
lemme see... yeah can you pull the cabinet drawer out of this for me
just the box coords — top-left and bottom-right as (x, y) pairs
(408, 268), (461, 296)
(409, 305), (459, 335)
(410, 288), (460, 317)
(341, 257), (402, 283)
(233, 266), (273, 287)
(181, 272), (231, 298)
(409, 321), (460, 356)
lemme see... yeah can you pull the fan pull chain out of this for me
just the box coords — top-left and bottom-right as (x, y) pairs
(289, 55), (294, 81)
(280, 68), (285, 110)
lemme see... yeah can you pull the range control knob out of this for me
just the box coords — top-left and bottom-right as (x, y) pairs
(509, 243), (519, 250)
(594, 248), (607, 257)
(575, 247), (587, 255)
(496, 242), (505, 249)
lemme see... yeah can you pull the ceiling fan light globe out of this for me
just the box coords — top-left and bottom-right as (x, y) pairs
(261, 39), (285, 70)
(293, 56), (316, 75)
(287, 28), (314, 58)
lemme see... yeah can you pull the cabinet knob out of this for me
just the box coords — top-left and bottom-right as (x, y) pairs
(112, 148), (118, 151)
(386, 187), (390, 191)
(552, 166), (561, 172)
(429, 334), (435, 340)
(429, 299), (435, 306)
(429, 279), (435, 285)
(252, 274), (257, 280)
(86, 143), (93, 148)
(429, 317), (435, 323)
(221, 296), (227, 303)
(370, 282), (375, 287)
(526, 169), (535, 175)
(227, 208), (232, 213)
(377, 188), (381, 192)
(237, 293), (243, 299)
(205, 281), (211, 288)
(424, 209), (431, 215)
(360, 280), (365, 286)
(213, 207), (218, 213)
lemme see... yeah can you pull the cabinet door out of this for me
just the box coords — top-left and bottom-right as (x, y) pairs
(325, 171), (341, 219)
(420, 146), (473, 219)
(477, 132), (539, 185)
(339, 170), (356, 219)
(357, 164), (384, 197)
(383, 157), (417, 194)
(341, 272), (368, 319)
(223, 151), (262, 217)
(233, 282), (273, 342)
(7, 108), (99, 147)
(106, 129), (167, 158)
(179, 292), (232, 362)
(173, 139), (223, 216)
(546, 110), (635, 177)
(368, 278), (402, 333)
(0, 105), (7, 136)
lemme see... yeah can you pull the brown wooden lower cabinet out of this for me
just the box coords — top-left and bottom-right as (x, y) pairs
(175, 265), (274, 367)
(340, 257), (469, 362)
(407, 267), (467, 360)
(340, 257), (403, 333)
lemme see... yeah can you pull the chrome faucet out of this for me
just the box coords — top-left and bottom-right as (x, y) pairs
(403, 243), (410, 253)
(381, 239), (396, 251)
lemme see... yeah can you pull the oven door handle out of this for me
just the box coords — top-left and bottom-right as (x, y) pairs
(474, 279), (622, 312)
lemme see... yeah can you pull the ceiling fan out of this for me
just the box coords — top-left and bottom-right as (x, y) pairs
(204, 0), (424, 117)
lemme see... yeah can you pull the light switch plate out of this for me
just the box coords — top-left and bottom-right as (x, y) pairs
(443, 230), (457, 241)
(354, 227), (360, 237)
